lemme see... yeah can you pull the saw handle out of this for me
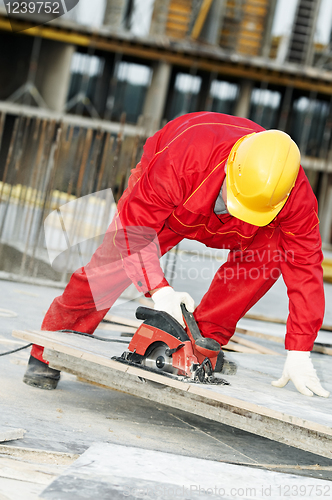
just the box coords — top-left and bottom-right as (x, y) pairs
(180, 303), (202, 341)
(181, 304), (221, 354)
(136, 304), (199, 336)
(136, 307), (164, 321)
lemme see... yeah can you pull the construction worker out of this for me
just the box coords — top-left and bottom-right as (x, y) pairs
(23, 112), (329, 398)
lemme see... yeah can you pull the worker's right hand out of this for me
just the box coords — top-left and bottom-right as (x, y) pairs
(151, 286), (195, 327)
(272, 350), (330, 397)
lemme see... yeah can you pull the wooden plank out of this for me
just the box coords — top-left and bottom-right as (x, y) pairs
(231, 334), (281, 356)
(0, 427), (25, 443)
(244, 313), (286, 324)
(97, 323), (136, 335)
(0, 446), (77, 500)
(236, 327), (332, 356)
(312, 344), (332, 356)
(236, 326), (283, 344)
(12, 329), (332, 459)
(222, 341), (259, 354)
(0, 457), (60, 485)
(244, 312), (332, 332)
(12, 330), (187, 391)
(103, 314), (141, 329)
(0, 444), (78, 463)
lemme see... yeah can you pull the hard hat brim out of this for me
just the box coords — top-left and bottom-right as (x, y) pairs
(226, 183), (288, 227)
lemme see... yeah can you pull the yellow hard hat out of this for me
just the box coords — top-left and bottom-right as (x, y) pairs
(226, 130), (301, 227)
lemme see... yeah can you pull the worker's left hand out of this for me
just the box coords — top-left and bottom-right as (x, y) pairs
(151, 286), (195, 327)
(272, 351), (330, 397)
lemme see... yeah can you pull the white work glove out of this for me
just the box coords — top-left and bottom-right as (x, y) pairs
(272, 351), (330, 398)
(151, 286), (195, 327)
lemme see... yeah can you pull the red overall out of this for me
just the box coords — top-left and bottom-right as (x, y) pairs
(31, 112), (324, 362)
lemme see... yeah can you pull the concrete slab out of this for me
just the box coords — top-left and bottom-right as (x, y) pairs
(1, 277), (332, 488)
(40, 442), (332, 500)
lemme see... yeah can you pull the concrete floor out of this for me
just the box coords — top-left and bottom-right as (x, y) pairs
(0, 250), (332, 498)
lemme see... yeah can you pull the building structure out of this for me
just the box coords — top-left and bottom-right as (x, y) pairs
(0, 0), (331, 280)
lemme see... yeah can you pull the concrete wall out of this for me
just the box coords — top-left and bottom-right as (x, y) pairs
(234, 80), (253, 118)
(200, 0), (226, 45)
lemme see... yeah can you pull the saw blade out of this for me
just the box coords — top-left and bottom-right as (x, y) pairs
(142, 343), (178, 375)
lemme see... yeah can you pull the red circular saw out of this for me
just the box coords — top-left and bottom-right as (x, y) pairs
(116, 304), (236, 385)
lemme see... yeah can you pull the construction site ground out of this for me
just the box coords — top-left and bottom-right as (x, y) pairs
(1, 242), (332, 499)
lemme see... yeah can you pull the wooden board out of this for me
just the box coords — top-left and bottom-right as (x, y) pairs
(97, 323), (136, 334)
(12, 329), (332, 459)
(231, 334), (281, 355)
(222, 340), (259, 354)
(0, 427), (25, 443)
(244, 312), (332, 333)
(103, 314), (142, 329)
(236, 326), (332, 356)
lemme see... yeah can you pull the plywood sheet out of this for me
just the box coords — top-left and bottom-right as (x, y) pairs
(0, 427), (25, 443)
(12, 329), (332, 459)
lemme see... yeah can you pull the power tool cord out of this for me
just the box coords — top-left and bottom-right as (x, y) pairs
(59, 329), (130, 344)
(0, 343), (32, 356)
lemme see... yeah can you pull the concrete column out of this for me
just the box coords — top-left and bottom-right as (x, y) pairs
(319, 173), (332, 245)
(197, 72), (214, 111)
(37, 40), (75, 112)
(261, 0), (278, 58)
(200, 0), (226, 45)
(94, 55), (114, 118)
(234, 80), (253, 119)
(103, 0), (128, 30)
(142, 61), (172, 127)
(320, 186), (332, 245)
(149, 0), (171, 36)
